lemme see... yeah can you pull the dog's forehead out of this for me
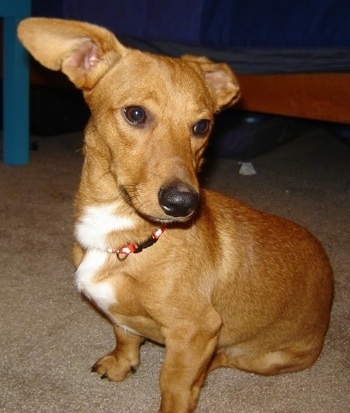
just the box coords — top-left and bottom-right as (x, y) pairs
(105, 51), (213, 110)
(124, 51), (201, 83)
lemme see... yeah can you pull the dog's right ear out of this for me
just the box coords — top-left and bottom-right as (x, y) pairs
(17, 18), (128, 90)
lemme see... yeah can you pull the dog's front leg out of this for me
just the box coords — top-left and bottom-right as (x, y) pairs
(92, 324), (145, 381)
(159, 309), (222, 413)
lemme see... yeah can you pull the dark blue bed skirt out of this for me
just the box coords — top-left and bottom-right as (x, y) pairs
(32, 0), (350, 74)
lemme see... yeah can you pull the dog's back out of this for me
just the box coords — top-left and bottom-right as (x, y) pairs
(197, 190), (333, 374)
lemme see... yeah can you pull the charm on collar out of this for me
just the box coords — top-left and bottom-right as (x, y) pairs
(107, 227), (166, 261)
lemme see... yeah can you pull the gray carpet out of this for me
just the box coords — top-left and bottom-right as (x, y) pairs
(1, 125), (349, 412)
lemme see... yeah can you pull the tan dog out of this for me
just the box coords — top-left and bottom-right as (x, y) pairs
(18, 18), (333, 413)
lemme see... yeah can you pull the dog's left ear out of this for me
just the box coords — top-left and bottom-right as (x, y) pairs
(17, 18), (128, 90)
(182, 55), (240, 112)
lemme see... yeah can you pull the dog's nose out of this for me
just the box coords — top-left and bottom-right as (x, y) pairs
(158, 184), (199, 218)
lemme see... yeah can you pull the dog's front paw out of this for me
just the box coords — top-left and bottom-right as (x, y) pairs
(91, 354), (137, 382)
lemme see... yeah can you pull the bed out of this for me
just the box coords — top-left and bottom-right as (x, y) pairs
(31, 0), (350, 125)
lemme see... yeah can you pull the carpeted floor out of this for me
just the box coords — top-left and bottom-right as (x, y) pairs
(1, 124), (349, 412)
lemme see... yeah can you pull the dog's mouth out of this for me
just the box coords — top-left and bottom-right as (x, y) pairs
(120, 183), (200, 224)
(141, 210), (199, 225)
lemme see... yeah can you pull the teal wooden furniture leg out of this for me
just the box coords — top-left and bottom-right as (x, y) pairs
(1, 0), (31, 165)
(3, 18), (30, 165)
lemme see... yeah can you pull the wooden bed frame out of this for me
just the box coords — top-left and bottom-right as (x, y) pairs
(235, 73), (350, 124)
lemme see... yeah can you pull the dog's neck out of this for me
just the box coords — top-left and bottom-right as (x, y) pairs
(106, 226), (166, 261)
(74, 189), (163, 247)
(74, 151), (167, 255)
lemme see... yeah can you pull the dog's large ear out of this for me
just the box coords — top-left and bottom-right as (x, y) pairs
(182, 55), (240, 112)
(17, 18), (128, 90)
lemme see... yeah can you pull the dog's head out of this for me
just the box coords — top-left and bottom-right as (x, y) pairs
(18, 18), (240, 224)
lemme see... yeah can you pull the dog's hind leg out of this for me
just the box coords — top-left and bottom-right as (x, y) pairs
(92, 324), (145, 381)
(208, 344), (321, 376)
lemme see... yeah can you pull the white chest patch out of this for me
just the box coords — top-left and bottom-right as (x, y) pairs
(75, 250), (141, 336)
(74, 204), (140, 335)
(75, 249), (116, 313)
(75, 204), (135, 250)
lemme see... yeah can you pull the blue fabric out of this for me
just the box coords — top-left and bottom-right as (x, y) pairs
(32, 0), (65, 18)
(62, 0), (204, 46)
(33, 0), (350, 49)
(201, 0), (350, 48)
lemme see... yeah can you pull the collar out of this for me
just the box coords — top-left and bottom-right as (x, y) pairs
(107, 227), (166, 261)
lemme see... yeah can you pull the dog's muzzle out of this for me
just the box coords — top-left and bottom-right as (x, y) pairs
(158, 183), (199, 218)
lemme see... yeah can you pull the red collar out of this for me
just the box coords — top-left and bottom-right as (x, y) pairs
(107, 227), (166, 261)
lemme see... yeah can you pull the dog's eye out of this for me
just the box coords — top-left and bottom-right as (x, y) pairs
(193, 119), (211, 136)
(123, 106), (147, 125)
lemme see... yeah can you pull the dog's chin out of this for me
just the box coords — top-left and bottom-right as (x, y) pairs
(139, 210), (198, 226)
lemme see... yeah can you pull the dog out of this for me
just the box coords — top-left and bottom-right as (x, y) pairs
(18, 18), (333, 413)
